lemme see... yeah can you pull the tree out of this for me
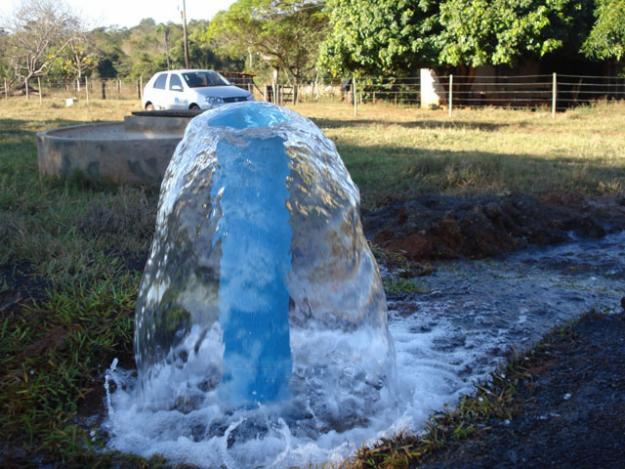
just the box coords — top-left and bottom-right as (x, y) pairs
(205, 0), (328, 92)
(89, 26), (129, 78)
(583, 0), (625, 66)
(120, 18), (165, 78)
(0, 28), (9, 80)
(318, 0), (441, 76)
(438, 0), (592, 68)
(3, 0), (81, 86)
(49, 23), (98, 87)
(156, 23), (173, 70)
(170, 20), (231, 70)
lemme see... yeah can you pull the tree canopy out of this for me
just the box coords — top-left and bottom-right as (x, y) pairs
(583, 0), (625, 63)
(204, 0), (328, 84)
(318, 0), (597, 75)
(318, 0), (440, 76)
(4, 0), (81, 82)
(438, 0), (594, 67)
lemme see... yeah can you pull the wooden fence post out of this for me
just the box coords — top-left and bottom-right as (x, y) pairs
(448, 74), (454, 117)
(37, 76), (42, 106)
(4, 78), (8, 100)
(85, 76), (90, 104)
(25, 77), (29, 100)
(117, 79), (121, 99)
(101, 80), (106, 100)
(552, 72), (557, 118)
(353, 76), (358, 116)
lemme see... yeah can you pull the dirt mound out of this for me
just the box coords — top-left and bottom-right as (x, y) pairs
(364, 194), (625, 261)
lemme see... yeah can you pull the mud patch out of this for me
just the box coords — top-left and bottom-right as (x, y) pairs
(364, 194), (625, 261)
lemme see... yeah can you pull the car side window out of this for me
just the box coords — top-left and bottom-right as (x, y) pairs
(169, 74), (183, 91)
(153, 73), (167, 90)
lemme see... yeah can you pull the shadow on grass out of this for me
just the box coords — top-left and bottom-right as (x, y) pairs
(336, 141), (624, 207)
(311, 117), (509, 132)
(0, 117), (86, 135)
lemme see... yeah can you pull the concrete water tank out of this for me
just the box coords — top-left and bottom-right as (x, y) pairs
(36, 110), (198, 186)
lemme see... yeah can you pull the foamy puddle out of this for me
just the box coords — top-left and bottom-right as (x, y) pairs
(104, 231), (624, 467)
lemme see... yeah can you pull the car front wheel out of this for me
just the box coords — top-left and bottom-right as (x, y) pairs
(189, 103), (200, 111)
(145, 102), (154, 111)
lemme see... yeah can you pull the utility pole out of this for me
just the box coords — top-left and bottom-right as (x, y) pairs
(181, 0), (190, 68)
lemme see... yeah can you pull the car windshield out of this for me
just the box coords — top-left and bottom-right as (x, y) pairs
(182, 71), (230, 88)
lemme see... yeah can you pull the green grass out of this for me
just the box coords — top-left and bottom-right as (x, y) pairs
(0, 97), (624, 463)
(382, 278), (428, 295)
(0, 99), (157, 463)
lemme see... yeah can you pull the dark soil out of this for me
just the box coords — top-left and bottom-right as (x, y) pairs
(364, 194), (625, 261)
(0, 262), (50, 313)
(420, 312), (625, 468)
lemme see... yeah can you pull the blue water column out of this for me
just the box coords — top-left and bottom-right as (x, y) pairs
(208, 105), (293, 404)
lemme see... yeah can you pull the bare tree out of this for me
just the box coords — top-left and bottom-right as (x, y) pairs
(156, 24), (172, 70)
(65, 24), (97, 91)
(4, 0), (80, 91)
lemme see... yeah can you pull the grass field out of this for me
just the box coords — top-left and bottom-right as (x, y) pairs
(1, 98), (624, 463)
(296, 101), (625, 207)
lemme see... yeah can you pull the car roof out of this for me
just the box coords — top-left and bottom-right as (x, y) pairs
(157, 69), (218, 74)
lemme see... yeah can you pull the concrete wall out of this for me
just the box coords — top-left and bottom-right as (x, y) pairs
(37, 114), (193, 186)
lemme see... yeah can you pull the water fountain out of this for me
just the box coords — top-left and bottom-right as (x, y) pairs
(106, 102), (395, 466)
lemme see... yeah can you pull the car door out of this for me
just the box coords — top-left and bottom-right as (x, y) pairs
(167, 73), (188, 110)
(151, 72), (168, 109)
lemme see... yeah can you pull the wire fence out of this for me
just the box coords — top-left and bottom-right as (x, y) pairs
(0, 76), (258, 105)
(2, 73), (625, 115)
(439, 73), (625, 113)
(275, 77), (423, 106)
(0, 77), (144, 104)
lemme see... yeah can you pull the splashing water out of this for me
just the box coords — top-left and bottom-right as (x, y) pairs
(106, 102), (395, 466)
(105, 102), (624, 467)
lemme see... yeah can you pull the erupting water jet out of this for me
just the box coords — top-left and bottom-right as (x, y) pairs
(132, 102), (393, 413)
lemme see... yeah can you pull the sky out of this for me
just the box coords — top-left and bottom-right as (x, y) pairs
(0, 0), (237, 28)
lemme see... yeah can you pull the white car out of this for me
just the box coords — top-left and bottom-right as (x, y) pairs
(142, 69), (253, 111)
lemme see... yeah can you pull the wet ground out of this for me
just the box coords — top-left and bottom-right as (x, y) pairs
(420, 312), (625, 468)
(98, 225), (625, 467)
(385, 229), (624, 404)
(372, 230), (625, 465)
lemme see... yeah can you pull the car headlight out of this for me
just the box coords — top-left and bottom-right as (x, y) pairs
(205, 96), (224, 107)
